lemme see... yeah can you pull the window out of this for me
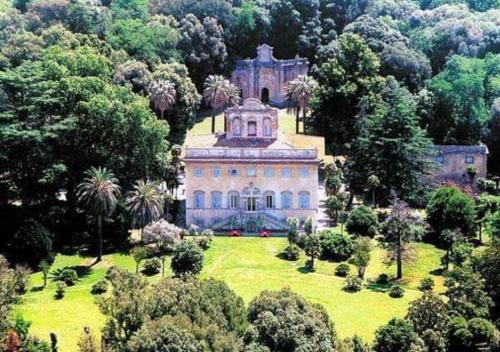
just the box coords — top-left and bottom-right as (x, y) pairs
(194, 191), (205, 209)
(465, 155), (474, 164)
(299, 191), (310, 209)
(213, 168), (221, 177)
(281, 192), (292, 209)
(247, 167), (256, 177)
(233, 117), (242, 136)
(264, 191), (275, 209)
(229, 168), (239, 176)
(228, 191), (239, 209)
(264, 167), (274, 177)
(194, 168), (203, 177)
(211, 191), (222, 209)
(299, 167), (309, 178)
(281, 168), (292, 178)
(436, 155), (446, 165)
(263, 117), (272, 137)
(248, 121), (257, 136)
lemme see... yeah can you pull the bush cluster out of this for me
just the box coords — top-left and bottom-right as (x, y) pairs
(346, 206), (378, 237)
(344, 275), (363, 292)
(389, 284), (405, 298)
(91, 279), (109, 295)
(335, 263), (350, 277)
(282, 244), (300, 261)
(143, 258), (162, 276)
(319, 230), (354, 261)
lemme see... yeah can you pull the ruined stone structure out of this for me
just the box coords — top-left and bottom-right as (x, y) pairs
(431, 145), (488, 186)
(183, 98), (320, 232)
(231, 44), (309, 108)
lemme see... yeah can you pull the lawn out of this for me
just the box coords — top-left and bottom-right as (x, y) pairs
(16, 237), (445, 351)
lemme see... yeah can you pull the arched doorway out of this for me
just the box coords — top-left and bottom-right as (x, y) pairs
(261, 88), (269, 103)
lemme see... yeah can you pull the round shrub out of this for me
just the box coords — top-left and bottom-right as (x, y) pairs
(374, 318), (416, 352)
(389, 284), (405, 298)
(196, 235), (213, 250)
(418, 277), (435, 292)
(344, 275), (363, 292)
(377, 273), (390, 285)
(143, 258), (161, 276)
(55, 282), (66, 300)
(283, 244), (300, 261)
(426, 187), (475, 239)
(105, 266), (120, 281)
(91, 279), (108, 295)
(319, 230), (354, 261)
(59, 268), (77, 286)
(335, 263), (350, 277)
(171, 241), (204, 276)
(346, 206), (378, 237)
(7, 218), (54, 269)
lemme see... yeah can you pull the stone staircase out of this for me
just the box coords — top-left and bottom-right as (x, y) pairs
(211, 211), (290, 232)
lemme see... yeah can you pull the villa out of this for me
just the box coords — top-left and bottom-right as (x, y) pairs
(183, 98), (321, 232)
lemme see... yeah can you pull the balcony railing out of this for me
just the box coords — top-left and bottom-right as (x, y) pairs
(185, 148), (317, 160)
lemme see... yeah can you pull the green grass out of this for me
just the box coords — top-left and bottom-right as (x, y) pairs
(16, 237), (445, 351)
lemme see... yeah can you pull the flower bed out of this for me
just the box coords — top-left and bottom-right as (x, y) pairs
(259, 230), (272, 238)
(228, 230), (242, 237)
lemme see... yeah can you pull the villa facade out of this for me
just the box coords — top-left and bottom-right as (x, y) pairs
(183, 98), (320, 232)
(231, 44), (309, 108)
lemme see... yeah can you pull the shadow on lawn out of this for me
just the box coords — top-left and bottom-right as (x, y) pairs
(50, 265), (93, 282)
(366, 282), (391, 293)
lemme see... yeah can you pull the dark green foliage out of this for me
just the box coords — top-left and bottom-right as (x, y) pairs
(319, 230), (354, 261)
(57, 268), (77, 286)
(449, 241), (473, 267)
(303, 233), (322, 271)
(335, 263), (350, 277)
(343, 275), (363, 292)
(447, 316), (498, 352)
(474, 244), (500, 320)
(388, 284), (405, 298)
(142, 258), (161, 276)
(282, 244), (300, 261)
(377, 273), (390, 285)
(351, 237), (372, 279)
(54, 282), (66, 299)
(418, 277), (435, 292)
(171, 241), (204, 276)
(14, 265), (31, 294)
(426, 187), (476, 239)
(131, 246), (149, 274)
(7, 218), (54, 269)
(346, 206), (378, 237)
(91, 279), (108, 295)
(445, 266), (493, 319)
(374, 318), (416, 352)
(407, 292), (448, 335)
(245, 288), (336, 352)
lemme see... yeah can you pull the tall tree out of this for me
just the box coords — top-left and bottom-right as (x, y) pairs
(77, 167), (121, 262)
(310, 33), (382, 154)
(285, 75), (318, 134)
(345, 77), (433, 204)
(203, 74), (239, 133)
(149, 79), (176, 120)
(126, 179), (163, 242)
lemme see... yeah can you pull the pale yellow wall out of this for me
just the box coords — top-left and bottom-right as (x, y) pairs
(185, 161), (319, 227)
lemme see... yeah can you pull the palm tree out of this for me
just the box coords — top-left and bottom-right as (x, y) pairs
(149, 79), (176, 119)
(126, 179), (164, 241)
(285, 75), (318, 134)
(77, 167), (121, 262)
(203, 75), (240, 133)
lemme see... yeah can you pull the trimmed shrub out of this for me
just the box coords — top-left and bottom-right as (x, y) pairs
(171, 241), (204, 276)
(418, 277), (435, 292)
(377, 273), (390, 285)
(335, 263), (350, 277)
(143, 258), (161, 276)
(389, 284), (405, 298)
(105, 266), (120, 281)
(91, 279), (108, 295)
(344, 275), (363, 292)
(346, 206), (378, 237)
(58, 268), (78, 286)
(55, 282), (66, 299)
(195, 235), (213, 250)
(319, 230), (354, 261)
(282, 244), (300, 261)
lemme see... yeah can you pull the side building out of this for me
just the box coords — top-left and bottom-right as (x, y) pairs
(183, 98), (320, 232)
(231, 44), (309, 108)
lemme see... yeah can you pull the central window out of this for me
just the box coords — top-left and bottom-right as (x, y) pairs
(248, 121), (257, 136)
(247, 167), (256, 177)
(247, 197), (257, 211)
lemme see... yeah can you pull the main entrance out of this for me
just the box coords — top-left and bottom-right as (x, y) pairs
(247, 197), (257, 211)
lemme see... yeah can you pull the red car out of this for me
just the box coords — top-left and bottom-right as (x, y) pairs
(259, 230), (271, 238)
(228, 230), (242, 237)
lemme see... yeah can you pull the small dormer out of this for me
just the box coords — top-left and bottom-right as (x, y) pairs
(225, 98), (279, 140)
